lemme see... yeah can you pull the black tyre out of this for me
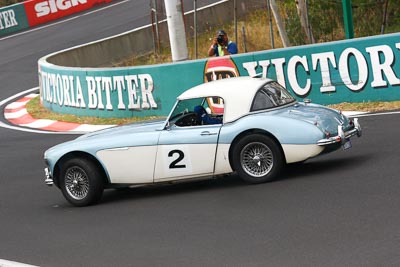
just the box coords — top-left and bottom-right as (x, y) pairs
(232, 134), (283, 184)
(60, 158), (105, 207)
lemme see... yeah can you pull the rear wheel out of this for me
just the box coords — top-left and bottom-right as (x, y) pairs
(232, 134), (283, 184)
(60, 158), (104, 207)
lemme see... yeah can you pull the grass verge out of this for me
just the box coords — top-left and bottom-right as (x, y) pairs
(328, 101), (400, 113)
(26, 96), (165, 125)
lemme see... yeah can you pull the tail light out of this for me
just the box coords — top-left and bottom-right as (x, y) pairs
(324, 131), (331, 138)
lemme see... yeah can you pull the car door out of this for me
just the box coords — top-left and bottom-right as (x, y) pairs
(96, 130), (161, 184)
(153, 124), (221, 182)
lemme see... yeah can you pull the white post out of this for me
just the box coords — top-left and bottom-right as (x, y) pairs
(164, 0), (189, 61)
(296, 0), (315, 44)
(194, 0), (197, 59)
(269, 0), (290, 47)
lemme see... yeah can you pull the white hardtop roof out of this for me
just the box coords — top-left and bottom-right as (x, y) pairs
(178, 77), (274, 123)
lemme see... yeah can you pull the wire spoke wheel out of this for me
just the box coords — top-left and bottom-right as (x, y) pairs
(241, 142), (273, 177)
(60, 158), (105, 207)
(65, 166), (90, 200)
(233, 134), (283, 184)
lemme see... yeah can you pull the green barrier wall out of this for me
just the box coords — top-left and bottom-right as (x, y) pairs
(0, 3), (29, 36)
(39, 32), (400, 118)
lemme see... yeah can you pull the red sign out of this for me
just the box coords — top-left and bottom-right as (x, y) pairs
(23, 0), (109, 27)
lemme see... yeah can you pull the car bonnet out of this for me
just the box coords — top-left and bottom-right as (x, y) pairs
(77, 119), (166, 140)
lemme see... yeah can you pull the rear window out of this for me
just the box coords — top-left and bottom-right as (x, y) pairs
(251, 82), (296, 111)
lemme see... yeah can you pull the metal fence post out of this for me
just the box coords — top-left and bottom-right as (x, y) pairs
(266, 0), (274, 49)
(342, 0), (354, 39)
(194, 0), (198, 59)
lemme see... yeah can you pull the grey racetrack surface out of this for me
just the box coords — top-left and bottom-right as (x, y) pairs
(1, 1), (400, 266)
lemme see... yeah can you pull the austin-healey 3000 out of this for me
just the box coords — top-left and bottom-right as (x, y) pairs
(44, 77), (362, 206)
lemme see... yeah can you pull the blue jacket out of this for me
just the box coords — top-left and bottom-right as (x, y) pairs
(194, 106), (222, 124)
(213, 41), (238, 56)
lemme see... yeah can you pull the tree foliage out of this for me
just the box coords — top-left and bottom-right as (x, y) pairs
(281, 0), (399, 46)
(0, 0), (22, 7)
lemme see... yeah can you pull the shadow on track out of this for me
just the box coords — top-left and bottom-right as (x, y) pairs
(100, 175), (244, 205)
(281, 153), (373, 181)
(95, 153), (374, 206)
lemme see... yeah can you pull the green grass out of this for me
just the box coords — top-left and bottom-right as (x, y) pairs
(328, 101), (400, 113)
(0, 0), (22, 7)
(26, 96), (165, 125)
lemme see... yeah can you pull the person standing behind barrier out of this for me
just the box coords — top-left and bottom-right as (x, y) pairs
(208, 30), (238, 57)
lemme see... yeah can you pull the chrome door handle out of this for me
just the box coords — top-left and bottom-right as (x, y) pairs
(201, 131), (217, 136)
(104, 147), (129, 151)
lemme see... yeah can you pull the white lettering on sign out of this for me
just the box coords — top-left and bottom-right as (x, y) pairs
(0, 10), (18, 30)
(40, 72), (158, 111)
(287, 55), (311, 96)
(243, 59), (286, 87)
(338, 48), (368, 91)
(242, 43), (400, 97)
(311, 51), (337, 93)
(34, 0), (88, 17)
(366, 45), (400, 87)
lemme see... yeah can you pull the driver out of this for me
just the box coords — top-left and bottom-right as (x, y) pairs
(194, 105), (222, 125)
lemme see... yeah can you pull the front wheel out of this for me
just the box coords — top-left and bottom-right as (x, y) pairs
(232, 134), (283, 184)
(60, 158), (105, 207)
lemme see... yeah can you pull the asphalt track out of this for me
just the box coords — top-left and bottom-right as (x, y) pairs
(1, 1), (400, 266)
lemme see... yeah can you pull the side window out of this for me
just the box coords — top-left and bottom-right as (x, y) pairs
(251, 82), (296, 111)
(171, 97), (224, 127)
(195, 97), (224, 125)
(251, 90), (274, 111)
(205, 97), (224, 115)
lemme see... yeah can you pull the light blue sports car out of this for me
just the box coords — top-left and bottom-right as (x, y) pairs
(44, 77), (362, 206)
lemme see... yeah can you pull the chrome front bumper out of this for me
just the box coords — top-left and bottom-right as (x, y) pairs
(317, 118), (362, 146)
(44, 167), (53, 186)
